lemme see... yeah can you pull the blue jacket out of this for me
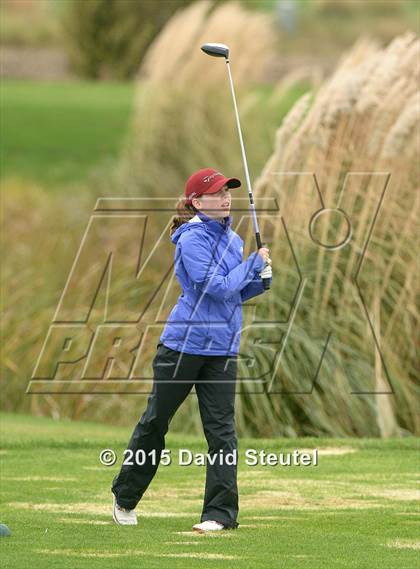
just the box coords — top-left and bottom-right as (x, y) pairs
(159, 210), (266, 355)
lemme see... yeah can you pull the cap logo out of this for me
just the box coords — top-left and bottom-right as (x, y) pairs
(203, 172), (222, 183)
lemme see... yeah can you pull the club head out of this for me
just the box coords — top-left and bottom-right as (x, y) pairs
(201, 43), (229, 59)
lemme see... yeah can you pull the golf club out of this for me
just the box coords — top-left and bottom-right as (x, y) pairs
(201, 42), (272, 291)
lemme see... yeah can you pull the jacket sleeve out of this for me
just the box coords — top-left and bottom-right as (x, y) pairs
(240, 277), (265, 302)
(180, 231), (265, 301)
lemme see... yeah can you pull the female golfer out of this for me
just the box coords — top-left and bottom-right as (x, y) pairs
(111, 168), (272, 532)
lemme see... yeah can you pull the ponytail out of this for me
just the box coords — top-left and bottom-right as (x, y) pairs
(169, 198), (198, 238)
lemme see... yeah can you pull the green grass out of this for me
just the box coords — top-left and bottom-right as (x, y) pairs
(0, 80), (134, 186)
(1, 413), (418, 568)
(0, 79), (307, 191)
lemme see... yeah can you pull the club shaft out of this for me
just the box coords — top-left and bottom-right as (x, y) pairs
(225, 60), (262, 247)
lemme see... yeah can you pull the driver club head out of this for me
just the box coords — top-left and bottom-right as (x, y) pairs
(201, 43), (229, 59)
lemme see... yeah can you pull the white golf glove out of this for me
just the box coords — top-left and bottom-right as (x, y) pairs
(259, 264), (272, 279)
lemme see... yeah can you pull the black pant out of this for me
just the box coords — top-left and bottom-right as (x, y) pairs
(111, 343), (239, 529)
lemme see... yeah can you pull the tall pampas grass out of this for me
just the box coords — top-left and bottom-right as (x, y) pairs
(120, 0), (278, 197)
(239, 32), (419, 437)
(139, 0), (277, 87)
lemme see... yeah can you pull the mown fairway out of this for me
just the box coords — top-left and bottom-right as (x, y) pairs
(0, 79), (307, 190)
(0, 80), (134, 185)
(0, 413), (418, 568)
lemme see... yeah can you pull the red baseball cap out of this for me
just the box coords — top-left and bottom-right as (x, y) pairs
(184, 168), (241, 205)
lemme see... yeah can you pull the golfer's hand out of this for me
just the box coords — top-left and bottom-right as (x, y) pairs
(257, 247), (272, 266)
(259, 264), (272, 279)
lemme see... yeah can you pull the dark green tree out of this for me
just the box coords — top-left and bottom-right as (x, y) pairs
(62, 0), (194, 80)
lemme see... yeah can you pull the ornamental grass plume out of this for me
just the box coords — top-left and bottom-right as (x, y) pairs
(139, 0), (277, 88)
(121, 0), (278, 197)
(242, 33), (419, 437)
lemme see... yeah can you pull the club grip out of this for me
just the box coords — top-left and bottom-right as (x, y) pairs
(261, 261), (272, 290)
(262, 275), (272, 290)
(256, 238), (272, 290)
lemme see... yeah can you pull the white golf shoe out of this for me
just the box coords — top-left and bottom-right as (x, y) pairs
(192, 520), (225, 533)
(112, 493), (138, 525)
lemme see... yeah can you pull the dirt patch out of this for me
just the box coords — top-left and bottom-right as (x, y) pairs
(3, 476), (77, 482)
(95, 488), (199, 501)
(369, 489), (419, 501)
(35, 549), (242, 560)
(173, 531), (232, 538)
(344, 473), (416, 481)
(240, 491), (385, 510)
(239, 524), (274, 528)
(245, 515), (305, 521)
(34, 549), (143, 558)
(239, 477), (418, 511)
(94, 489), (201, 504)
(139, 511), (196, 517)
(395, 512), (420, 516)
(146, 488), (199, 499)
(58, 518), (112, 525)
(300, 447), (356, 456)
(164, 541), (201, 545)
(8, 502), (193, 517)
(158, 553), (241, 559)
(10, 502), (110, 515)
(387, 539), (420, 550)
(33, 549), (242, 560)
(238, 470), (267, 478)
(239, 478), (359, 490)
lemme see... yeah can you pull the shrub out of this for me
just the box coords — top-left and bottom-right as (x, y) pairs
(62, 0), (194, 79)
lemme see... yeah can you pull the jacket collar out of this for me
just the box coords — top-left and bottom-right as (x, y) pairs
(191, 210), (232, 233)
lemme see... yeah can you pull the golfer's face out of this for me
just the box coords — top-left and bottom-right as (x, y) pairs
(196, 186), (231, 219)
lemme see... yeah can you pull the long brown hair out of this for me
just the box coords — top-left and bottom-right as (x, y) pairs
(169, 197), (199, 237)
